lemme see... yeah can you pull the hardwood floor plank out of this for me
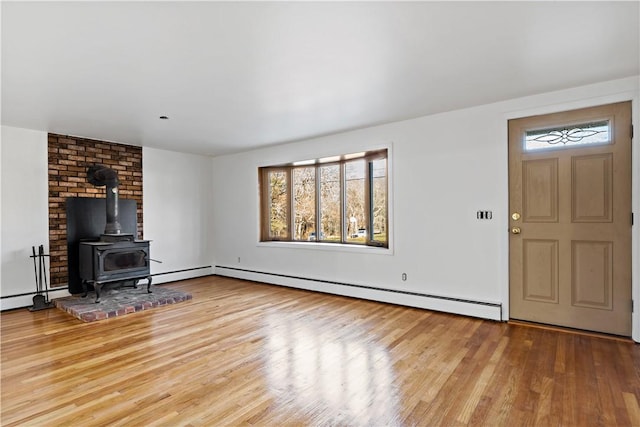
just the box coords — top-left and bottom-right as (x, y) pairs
(623, 392), (640, 426)
(2, 275), (639, 426)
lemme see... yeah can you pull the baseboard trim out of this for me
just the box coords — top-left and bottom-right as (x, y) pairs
(0, 287), (70, 300)
(152, 265), (213, 277)
(215, 266), (503, 321)
(0, 266), (214, 311)
(152, 266), (214, 285)
(1, 287), (72, 311)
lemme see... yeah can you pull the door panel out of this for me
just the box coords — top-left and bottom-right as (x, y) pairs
(571, 240), (613, 310)
(509, 101), (632, 336)
(522, 239), (559, 303)
(572, 154), (612, 222)
(522, 159), (559, 222)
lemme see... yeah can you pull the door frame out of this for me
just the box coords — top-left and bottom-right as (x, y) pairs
(502, 92), (639, 342)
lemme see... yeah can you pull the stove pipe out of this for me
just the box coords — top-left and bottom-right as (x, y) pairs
(87, 165), (122, 235)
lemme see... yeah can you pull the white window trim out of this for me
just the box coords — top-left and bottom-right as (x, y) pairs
(257, 240), (394, 255)
(256, 142), (394, 253)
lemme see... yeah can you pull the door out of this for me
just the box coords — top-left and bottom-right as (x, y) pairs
(509, 101), (632, 336)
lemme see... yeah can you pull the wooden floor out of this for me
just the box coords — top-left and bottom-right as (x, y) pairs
(2, 276), (639, 426)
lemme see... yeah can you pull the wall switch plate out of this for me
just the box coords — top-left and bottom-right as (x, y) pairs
(477, 210), (492, 220)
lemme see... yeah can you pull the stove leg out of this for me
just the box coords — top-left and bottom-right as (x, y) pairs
(94, 283), (102, 303)
(147, 276), (153, 294)
(81, 280), (88, 298)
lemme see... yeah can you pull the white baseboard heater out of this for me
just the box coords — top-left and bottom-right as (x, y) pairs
(215, 266), (503, 321)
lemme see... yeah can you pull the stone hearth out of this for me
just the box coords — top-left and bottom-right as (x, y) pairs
(55, 285), (191, 322)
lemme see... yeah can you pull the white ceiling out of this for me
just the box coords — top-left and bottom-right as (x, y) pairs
(2, 2), (639, 156)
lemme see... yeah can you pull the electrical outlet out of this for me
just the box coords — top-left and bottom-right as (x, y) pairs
(402, 273), (407, 281)
(237, 257), (241, 263)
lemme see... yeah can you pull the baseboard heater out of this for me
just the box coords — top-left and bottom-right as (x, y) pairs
(151, 266), (212, 277)
(1, 266), (212, 302)
(215, 265), (503, 321)
(0, 287), (70, 300)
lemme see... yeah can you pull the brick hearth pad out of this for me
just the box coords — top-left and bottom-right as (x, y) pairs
(54, 285), (192, 322)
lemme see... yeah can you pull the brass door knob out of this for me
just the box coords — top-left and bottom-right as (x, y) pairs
(511, 227), (521, 234)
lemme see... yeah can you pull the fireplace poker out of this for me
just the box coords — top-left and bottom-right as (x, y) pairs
(39, 245), (50, 303)
(38, 245), (43, 295)
(31, 246), (39, 292)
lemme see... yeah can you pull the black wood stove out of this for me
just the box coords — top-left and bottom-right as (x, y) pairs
(79, 236), (151, 303)
(78, 165), (151, 303)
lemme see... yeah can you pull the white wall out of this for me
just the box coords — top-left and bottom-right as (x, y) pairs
(211, 76), (640, 340)
(0, 126), (66, 309)
(143, 147), (214, 283)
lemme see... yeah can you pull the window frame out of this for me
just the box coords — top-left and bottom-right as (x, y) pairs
(259, 149), (388, 248)
(259, 167), (292, 241)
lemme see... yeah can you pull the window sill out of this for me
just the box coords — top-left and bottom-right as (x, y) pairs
(257, 240), (393, 255)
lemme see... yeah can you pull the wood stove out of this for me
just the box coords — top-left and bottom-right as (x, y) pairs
(79, 236), (151, 303)
(77, 165), (152, 303)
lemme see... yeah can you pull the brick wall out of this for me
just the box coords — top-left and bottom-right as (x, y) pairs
(48, 134), (143, 288)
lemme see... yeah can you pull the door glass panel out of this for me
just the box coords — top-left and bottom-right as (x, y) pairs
(345, 160), (366, 243)
(293, 167), (316, 241)
(319, 165), (341, 242)
(525, 120), (610, 151)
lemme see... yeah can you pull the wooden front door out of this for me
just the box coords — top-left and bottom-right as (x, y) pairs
(508, 101), (632, 336)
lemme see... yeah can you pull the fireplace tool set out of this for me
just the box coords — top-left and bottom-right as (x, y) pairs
(29, 244), (54, 311)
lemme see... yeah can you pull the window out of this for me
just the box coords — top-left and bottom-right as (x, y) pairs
(260, 149), (388, 247)
(266, 169), (289, 240)
(524, 120), (610, 151)
(293, 167), (315, 241)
